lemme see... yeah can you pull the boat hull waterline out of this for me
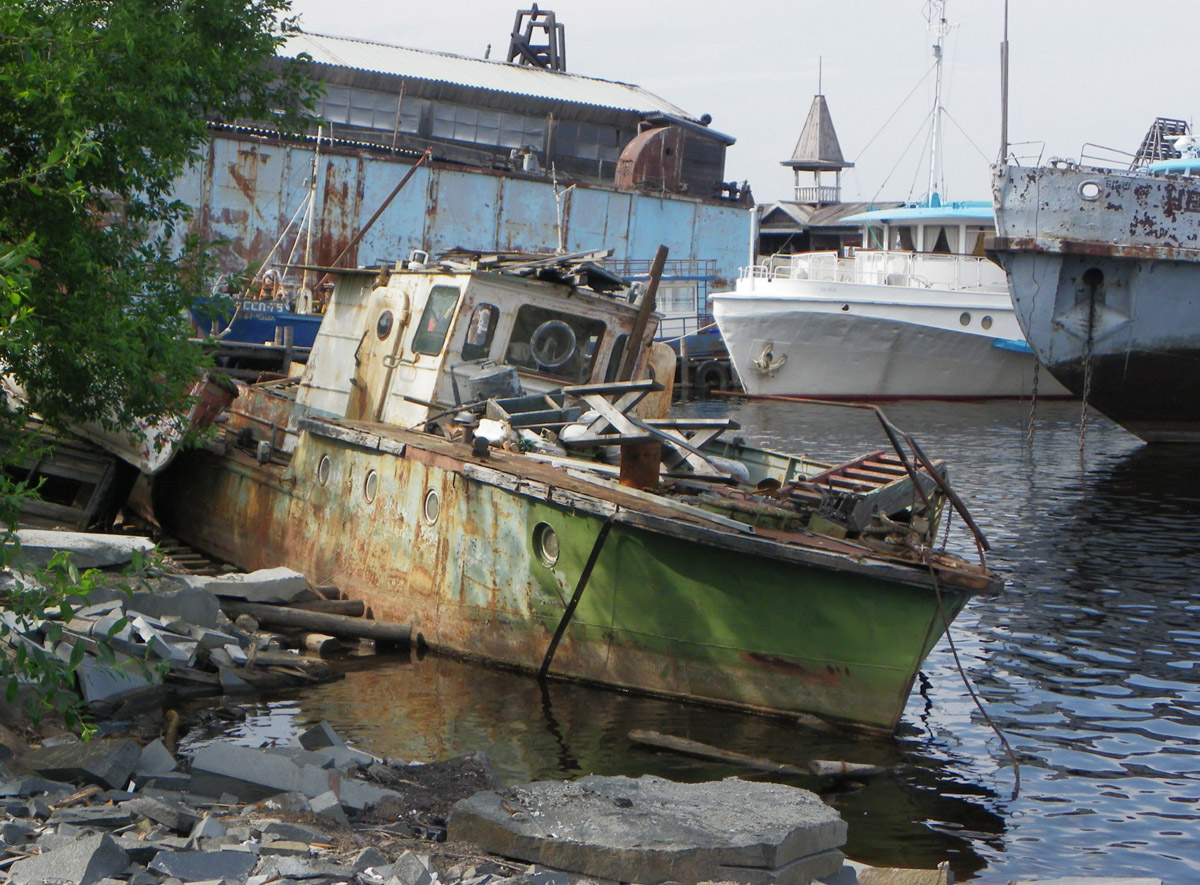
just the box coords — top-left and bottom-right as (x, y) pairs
(991, 163), (1200, 442)
(154, 420), (986, 731)
(712, 287), (1066, 399)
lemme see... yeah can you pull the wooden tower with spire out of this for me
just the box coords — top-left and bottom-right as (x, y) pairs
(783, 94), (852, 205)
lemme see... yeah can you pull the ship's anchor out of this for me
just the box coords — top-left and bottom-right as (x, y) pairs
(752, 340), (788, 376)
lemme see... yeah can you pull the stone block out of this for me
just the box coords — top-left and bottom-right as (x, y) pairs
(8, 832), (130, 885)
(13, 529), (155, 569)
(49, 805), (136, 829)
(189, 744), (306, 802)
(135, 738), (178, 776)
(122, 796), (202, 833)
(449, 775), (847, 885)
(1, 819), (35, 846)
(23, 737), (140, 790)
(391, 849), (434, 885)
(259, 838), (310, 856)
(335, 775), (403, 813)
(259, 820), (329, 843)
(353, 846), (389, 872)
(309, 789), (349, 827)
(188, 567), (310, 604)
(76, 657), (155, 705)
(188, 813), (228, 844)
(298, 721), (345, 750)
(148, 848), (258, 881)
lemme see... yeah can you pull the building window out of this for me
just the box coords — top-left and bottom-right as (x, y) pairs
(431, 102), (545, 150)
(315, 86), (425, 134)
(555, 120), (621, 162)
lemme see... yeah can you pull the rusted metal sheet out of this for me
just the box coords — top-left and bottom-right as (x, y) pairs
(173, 133), (749, 285)
(991, 161), (1200, 441)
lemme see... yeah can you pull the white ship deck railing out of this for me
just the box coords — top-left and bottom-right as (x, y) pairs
(742, 250), (1007, 292)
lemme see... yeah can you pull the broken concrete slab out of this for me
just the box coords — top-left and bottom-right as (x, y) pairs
(190, 744), (310, 802)
(187, 566), (310, 604)
(8, 832), (130, 885)
(12, 529), (156, 570)
(76, 656), (156, 705)
(449, 775), (846, 885)
(121, 795), (202, 833)
(259, 819), (329, 843)
(391, 849), (435, 885)
(148, 848), (258, 881)
(298, 721), (345, 750)
(48, 805), (137, 828)
(22, 737), (140, 790)
(135, 737), (177, 776)
(309, 789), (350, 827)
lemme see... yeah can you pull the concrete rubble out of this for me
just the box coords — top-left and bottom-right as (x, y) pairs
(0, 534), (347, 717)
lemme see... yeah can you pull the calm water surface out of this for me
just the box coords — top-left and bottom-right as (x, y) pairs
(181, 399), (1200, 882)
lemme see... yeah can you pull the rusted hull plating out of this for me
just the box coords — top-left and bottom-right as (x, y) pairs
(991, 163), (1200, 442)
(154, 419), (984, 732)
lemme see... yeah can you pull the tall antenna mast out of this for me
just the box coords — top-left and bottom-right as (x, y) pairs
(927, 0), (950, 203)
(999, 0), (1009, 163)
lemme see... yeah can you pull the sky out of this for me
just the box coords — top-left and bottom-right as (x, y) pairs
(287, 0), (1199, 206)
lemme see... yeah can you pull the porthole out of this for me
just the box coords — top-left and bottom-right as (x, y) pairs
(317, 455), (332, 485)
(376, 310), (394, 340)
(840, 304), (850, 312)
(534, 523), (559, 568)
(959, 312), (972, 327)
(981, 315), (993, 331)
(363, 470), (378, 503)
(423, 489), (440, 525)
(1079, 180), (1102, 201)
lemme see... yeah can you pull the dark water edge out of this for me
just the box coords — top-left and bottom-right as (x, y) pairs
(180, 398), (1200, 883)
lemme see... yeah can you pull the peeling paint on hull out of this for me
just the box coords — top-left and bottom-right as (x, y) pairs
(154, 418), (986, 732)
(991, 163), (1200, 442)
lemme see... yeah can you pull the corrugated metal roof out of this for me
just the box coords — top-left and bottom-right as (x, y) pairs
(283, 31), (697, 119)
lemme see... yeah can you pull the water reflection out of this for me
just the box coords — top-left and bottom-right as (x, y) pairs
(181, 399), (1200, 881)
(180, 648), (1004, 879)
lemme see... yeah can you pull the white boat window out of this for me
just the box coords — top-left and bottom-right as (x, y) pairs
(926, 225), (957, 254)
(965, 226), (990, 256)
(505, 305), (606, 383)
(411, 285), (460, 355)
(894, 226), (917, 252)
(462, 303), (499, 361)
(864, 225), (887, 250)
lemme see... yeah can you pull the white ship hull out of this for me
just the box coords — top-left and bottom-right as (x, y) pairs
(711, 274), (1067, 399)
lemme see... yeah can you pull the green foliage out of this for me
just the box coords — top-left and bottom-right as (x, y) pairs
(0, 0), (316, 732)
(0, 0), (315, 434)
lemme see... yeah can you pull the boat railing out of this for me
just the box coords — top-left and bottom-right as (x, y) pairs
(749, 251), (1006, 291)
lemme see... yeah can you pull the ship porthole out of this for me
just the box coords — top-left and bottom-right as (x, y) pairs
(534, 523), (559, 568)
(317, 455), (332, 485)
(840, 304), (850, 312)
(1079, 180), (1102, 201)
(376, 310), (394, 339)
(363, 470), (378, 503)
(959, 311), (972, 326)
(981, 315), (993, 330)
(423, 489), (440, 525)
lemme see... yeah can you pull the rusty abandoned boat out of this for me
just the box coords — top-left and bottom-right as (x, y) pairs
(152, 249), (999, 731)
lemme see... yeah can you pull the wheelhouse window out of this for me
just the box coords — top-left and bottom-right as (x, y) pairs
(411, 285), (460, 355)
(605, 334), (629, 382)
(504, 305), (606, 383)
(461, 303), (499, 361)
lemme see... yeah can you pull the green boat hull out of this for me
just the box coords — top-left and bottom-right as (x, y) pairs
(154, 421), (979, 731)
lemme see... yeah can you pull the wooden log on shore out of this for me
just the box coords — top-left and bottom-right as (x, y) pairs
(291, 599), (366, 617)
(628, 729), (809, 776)
(219, 600), (411, 647)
